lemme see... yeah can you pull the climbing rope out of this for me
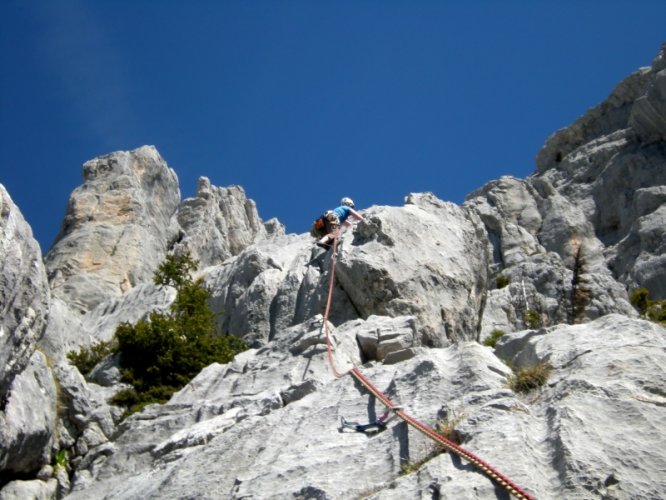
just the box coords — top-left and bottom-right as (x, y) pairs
(322, 236), (348, 379)
(319, 232), (535, 500)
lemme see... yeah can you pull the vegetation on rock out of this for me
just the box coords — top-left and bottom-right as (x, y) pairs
(495, 274), (510, 289)
(569, 244), (591, 324)
(507, 362), (551, 394)
(67, 340), (114, 376)
(523, 309), (542, 329)
(630, 288), (666, 326)
(482, 329), (505, 348)
(69, 252), (247, 416)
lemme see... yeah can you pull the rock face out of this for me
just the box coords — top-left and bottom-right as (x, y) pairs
(532, 45), (666, 300)
(466, 44), (666, 339)
(206, 193), (487, 349)
(1, 146), (279, 493)
(44, 146), (181, 314)
(494, 315), (666, 499)
(59, 315), (666, 500)
(43, 147), (281, 316)
(0, 187), (56, 488)
(629, 45), (666, 143)
(339, 193), (488, 346)
(1, 46), (666, 499)
(174, 177), (284, 268)
(0, 186), (50, 398)
(0, 351), (57, 477)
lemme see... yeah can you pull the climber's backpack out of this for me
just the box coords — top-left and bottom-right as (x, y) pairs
(310, 215), (327, 238)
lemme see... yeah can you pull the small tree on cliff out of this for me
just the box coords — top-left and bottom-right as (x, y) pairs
(111, 251), (247, 414)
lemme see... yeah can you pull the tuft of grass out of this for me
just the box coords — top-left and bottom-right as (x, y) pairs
(523, 309), (542, 329)
(482, 329), (505, 348)
(54, 449), (69, 470)
(507, 362), (551, 393)
(631, 288), (666, 326)
(400, 448), (445, 476)
(496, 275), (510, 289)
(436, 411), (465, 444)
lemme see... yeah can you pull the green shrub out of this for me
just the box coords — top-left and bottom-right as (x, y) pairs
(109, 385), (178, 415)
(67, 340), (115, 376)
(110, 251), (247, 416)
(495, 275), (510, 289)
(630, 288), (666, 325)
(523, 309), (542, 329)
(648, 303), (666, 325)
(507, 362), (551, 394)
(482, 329), (505, 348)
(153, 250), (199, 289)
(631, 288), (650, 315)
(54, 449), (69, 470)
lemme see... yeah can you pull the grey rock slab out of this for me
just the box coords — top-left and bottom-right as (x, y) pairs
(64, 333), (530, 499)
(44, 146), (180, 314)
(0, 479), (57, 500)
(80, 282), (177, 345)
(173, 177), (281, 267)
(494, 315), (666, 498)
(352, 314), (417, 361)
(337, 193), (489, 346)
(37, 298), (86, 363)
(0, 185), (50, 398)
(629, 47), (666, 143)
(204, 233), (355, 347)
(0, 351), (57, 476)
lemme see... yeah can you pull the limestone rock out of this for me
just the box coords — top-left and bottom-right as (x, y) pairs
(0, 351), (57, 476)
(467, 45), (666, 325)
(0, 478), (57, 500)
(629, 44), (666, 142)
(206, 193), (489, 349)
(54, 363), (120, 437)
(3, 45), (666, 500)
(173, 177), (283, 267)
(609, 197), (666, 298)
(0, 185), (50, 400)
(52, 361), (121, 479)
(535, 46), (666, 298)
(80, 283), (177, 345)
(535, 68), (651, 175)
(62, 321), (532, 500)
(57, 313), (666, 500)
(44, 146), (180, 314)
(38, 284), (176, 378)
(465, 176), (543, 269)
(353, 315), (417, 361)
(37, 298), (86, 364)
(337, 193), (489, 346)
(205, 233), (358, 347)
(87, 354), (122, 387)
(493, 315), (666, 499)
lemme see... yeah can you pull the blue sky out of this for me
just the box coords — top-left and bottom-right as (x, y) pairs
(1, 1), (664, 253)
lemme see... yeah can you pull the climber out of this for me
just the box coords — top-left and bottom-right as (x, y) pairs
(339, 406), (402, 434)
(316, 197), (363, 250)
